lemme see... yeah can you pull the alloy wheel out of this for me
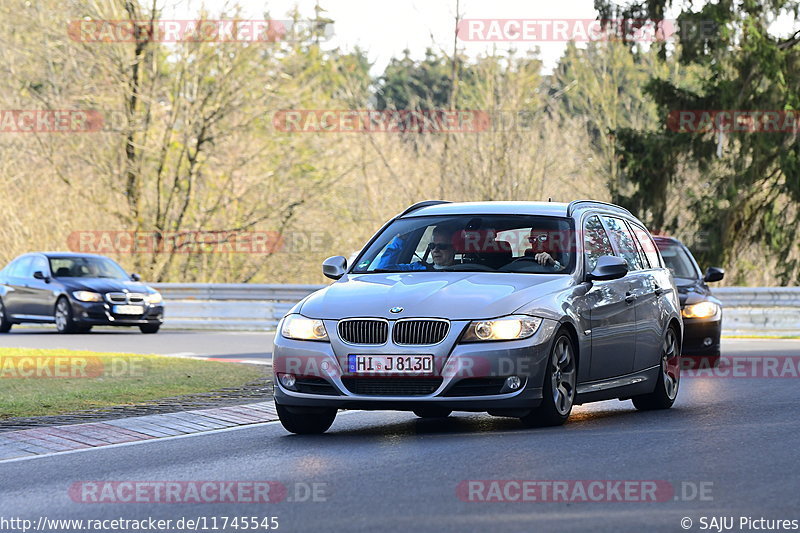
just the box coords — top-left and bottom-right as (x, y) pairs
(55, 300), (69, 331)
(550, 336), (577, 415)
(662, 328), (680, 400)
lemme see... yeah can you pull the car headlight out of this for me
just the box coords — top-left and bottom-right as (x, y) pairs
(72, 291), (103, 302)
(145, 292), (163, 305)
(280, 314), (329, 341)
(461, 315), (542, 342)
(682, 301), (719, 319)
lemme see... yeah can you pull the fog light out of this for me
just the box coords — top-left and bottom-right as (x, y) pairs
(505, 375), (522, 390)
(279, 373), (296, 389)
(703, 337), (713, 347)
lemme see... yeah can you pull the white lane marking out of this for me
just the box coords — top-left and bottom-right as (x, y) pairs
(722, 337), (800, 341)
(0, 411), (361, 465)
(161, 352), (271, 365)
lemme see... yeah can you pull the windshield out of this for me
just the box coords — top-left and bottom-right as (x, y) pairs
(656, 243), (700, 279)
(49, 256), (131, 280)
(352, 215), (576, 274)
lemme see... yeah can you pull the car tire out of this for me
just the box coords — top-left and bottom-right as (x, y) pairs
(54, 297), (78, 334)
(413, 408), (452, 419)
(139, 324), (160, 334)
(519, 331), (577, 428)
(276, 404), (337, 435)
(0, 299), (13, 333)
(632, 325), (681, 411)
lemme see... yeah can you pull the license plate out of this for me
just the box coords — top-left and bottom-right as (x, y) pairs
(113, 304), (144, 315)
(348, 354), (434, 375)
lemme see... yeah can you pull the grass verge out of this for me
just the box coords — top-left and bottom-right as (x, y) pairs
(0, 348), (264, 419)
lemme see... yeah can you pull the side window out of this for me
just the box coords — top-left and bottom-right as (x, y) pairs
(630, 224), (662, 269)
(583, 215), (614, 272)
(602, 216), (644, 271)
(29, 256), (49, 277)
(8, 257), (31, 278)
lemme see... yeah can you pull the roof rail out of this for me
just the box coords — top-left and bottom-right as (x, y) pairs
(398, 200), (451, 217)
(566, 200), (633, 217)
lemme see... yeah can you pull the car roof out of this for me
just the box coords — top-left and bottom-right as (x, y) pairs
(402, 201), (571, 218)
(37, 252), (110, 258)
(402, 200), (637, 221)
(652, 236), (683, 246)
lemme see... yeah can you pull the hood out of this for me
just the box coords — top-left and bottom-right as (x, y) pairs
(299, 272), (572, 320)
(57, 277), (154, 294)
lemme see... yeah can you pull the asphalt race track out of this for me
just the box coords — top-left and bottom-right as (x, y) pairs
(0, 337), (798, 532)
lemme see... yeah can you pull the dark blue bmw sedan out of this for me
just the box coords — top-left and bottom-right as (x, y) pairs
(0, 252), (163, 334)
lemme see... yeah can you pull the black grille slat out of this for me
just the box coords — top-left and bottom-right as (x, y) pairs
(294, 376), (340, 395)
(443, 378), (509, 397)
(393, 319), (449, 345)
(106, 292), (145, 304)
(338, 319), (388, 345)
(341, 377), (443, 396)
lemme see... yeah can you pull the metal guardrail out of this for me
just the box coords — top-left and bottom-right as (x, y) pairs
(151, 283), (325, 331)
(713, 287), (800, 335)
(151, 283), (800, 335)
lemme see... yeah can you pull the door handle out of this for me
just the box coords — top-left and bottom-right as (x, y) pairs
(625, 292), (636, 304)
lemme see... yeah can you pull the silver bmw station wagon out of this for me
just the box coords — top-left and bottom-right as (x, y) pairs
(273, 200), (682, 434)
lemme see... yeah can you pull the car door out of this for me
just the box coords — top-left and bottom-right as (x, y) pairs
(25, 255), (57, 318)
(2, 256), (33, 318)
(629, 222), (672, 371)
(602, 216), (659, 377)
(582, 214), (637, 380)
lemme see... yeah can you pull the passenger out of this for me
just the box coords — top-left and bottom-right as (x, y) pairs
(376, 225), (457, 271)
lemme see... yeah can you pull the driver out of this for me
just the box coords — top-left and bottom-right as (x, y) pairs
(526, 225), (568, 272)
(375, 225), (457, 271)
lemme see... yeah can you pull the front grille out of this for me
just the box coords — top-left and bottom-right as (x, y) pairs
(105, 292), (146, 304)
(341, 377), (443, 396)
(338, 319), (388, 345)
(393, 319), (450, 345)
(294, 376), (340, 396)
(443, 377), (509, 397)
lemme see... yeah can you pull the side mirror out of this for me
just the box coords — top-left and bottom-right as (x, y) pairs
(322, 256), (347, 280)
(33, 271), (50, 282)
(587, 255), (628, 282)
(704, 266), (724, 283)
(130, 273), (141, 281)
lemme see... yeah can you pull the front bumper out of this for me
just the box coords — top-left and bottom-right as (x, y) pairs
(273, 318), (559, 412)
(70, 299), (164, 326)
(681, 316), (721, 355)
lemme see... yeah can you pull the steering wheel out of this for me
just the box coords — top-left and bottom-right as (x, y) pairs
(500, 256), (557, 273)
(439, 263), (496, 272)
